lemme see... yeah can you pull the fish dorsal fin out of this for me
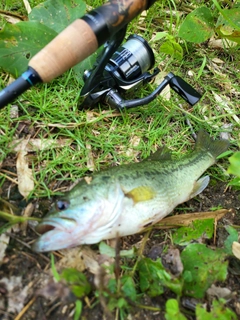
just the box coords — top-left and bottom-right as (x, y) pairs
(190, 176), (210, 199)
(125, 186), (156, 203)
(146, 146), (172, 161)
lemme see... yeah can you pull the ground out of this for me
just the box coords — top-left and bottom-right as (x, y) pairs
(0, 0), (240, 319)
(0, 175), (239, 319)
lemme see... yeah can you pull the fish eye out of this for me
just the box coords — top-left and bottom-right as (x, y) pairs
(56, 200), (69, 211)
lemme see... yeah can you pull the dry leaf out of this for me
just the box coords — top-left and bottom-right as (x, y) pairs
(57, 247), (86, 272)
(0, 233), (10, 264)
(126, 135), (141, 158)
(220, 123), (233, 140)
(59, 246), (115, 289)
(154, 71), (171, 100)
(10, 105), (19, 119)
(0, 276), (29, 314)
(212, 58), (225, 64)
(16, 150), (34, 197)
(10, 138), (72, 152)
(212, 92), (240, 124)
(21, 202), (35, 235)
(86, 143), (95, 171)
(0, 13), (22, 24)
(23, 0), (31, 14)
(155, 209), (230, 228)
(162, 248), (183, 276)
(207, 284), (231, 299)
(208, 38), (237, 49)
(232, 242), (240, 260)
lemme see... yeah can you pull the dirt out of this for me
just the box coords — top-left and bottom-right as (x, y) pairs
(0, 175), (239, 319)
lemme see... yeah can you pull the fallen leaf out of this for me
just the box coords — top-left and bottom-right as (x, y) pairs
(36, 281), (73, 302)
(154, 71), (171, 101)
(154, 209), (230, 228)
(0, 233), (10, 264)
(212, 92), (240, 124)
(0, 13), (22, 24)
(57, 247), (86, 272)
(9, 105), (19, 119)
(208, 37), (237, 49)
(232, 242), (240, 260)
(207, 284), (232, 299)
(23, 0), (31, 14)
(162, 248), (183, 276)
(0, 276), (29, 314)
(10, 138), (72, 152)
(126, 135), (141, 159)
(86, 143), (95, 171)
(220, 123), (233, 140)
(20, 202), (35, 235)
(211, 57), (225, 64)
(16, 150), (34, 197)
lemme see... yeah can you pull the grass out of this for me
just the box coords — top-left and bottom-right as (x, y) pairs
(0, 0), (240, 319)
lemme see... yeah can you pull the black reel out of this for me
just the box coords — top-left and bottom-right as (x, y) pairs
(79, 28), (202, 110)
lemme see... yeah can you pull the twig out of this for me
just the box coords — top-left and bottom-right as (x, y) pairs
(0, 9), (27, 20)
(0, 172), (18, 184)
(14, 297), (36, 320)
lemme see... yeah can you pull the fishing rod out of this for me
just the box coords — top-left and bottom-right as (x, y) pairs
(0, 0), (201, 110)
(0, 0), (157, 108)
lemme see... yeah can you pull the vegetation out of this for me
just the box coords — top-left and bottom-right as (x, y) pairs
(0, 0), (239, 319)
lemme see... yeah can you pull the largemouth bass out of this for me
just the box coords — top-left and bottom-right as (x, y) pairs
(33, 130), (229, 252)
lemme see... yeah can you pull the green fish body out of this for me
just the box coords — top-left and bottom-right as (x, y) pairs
(33, 130), (229, 252)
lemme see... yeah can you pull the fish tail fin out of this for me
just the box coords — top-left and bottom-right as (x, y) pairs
(195, 130), (229, 159)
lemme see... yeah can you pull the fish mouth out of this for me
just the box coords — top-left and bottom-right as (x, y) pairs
(33, 216), (79, 252)
(35, 217), (77, 235)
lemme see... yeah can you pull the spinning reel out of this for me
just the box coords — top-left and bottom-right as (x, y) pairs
(79, 28), (202, 110)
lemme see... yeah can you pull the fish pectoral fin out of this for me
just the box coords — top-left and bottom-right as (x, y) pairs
(190, 176), (210, 199)
(125, 186), (156, 204)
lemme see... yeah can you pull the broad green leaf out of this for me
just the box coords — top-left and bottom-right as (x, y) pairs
(0, 0), (87, 77)
(137, 258), (182, 297)
(160, 39), (183, 60)
(228, 152), (240, 177)
(173, 219), (214, 245)
(181, 244), (228, 298)
(138, 258), (166, 297)
(216, 8), (240, 43)
(216, 8), (240, 31)
(224, 226), (238, 255)
(99, 241), (135, 258)
(29, 0), (86, 33)
(178, 7), (214, 43)
(152, 31), (168, 41)
(196, 299), (237, 320)
(0, 22), (57, 76)
(165, 299), (187, 320)
(228, 177), (240, 188)
(60, 268), (91, 297)
(216, 27), (240, 44)
(121, 275), (137, 301)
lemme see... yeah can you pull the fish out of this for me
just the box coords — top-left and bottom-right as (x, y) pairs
(32, 130), (229, 252)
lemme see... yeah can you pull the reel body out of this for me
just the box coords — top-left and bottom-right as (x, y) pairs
(79, 30), (201, 110)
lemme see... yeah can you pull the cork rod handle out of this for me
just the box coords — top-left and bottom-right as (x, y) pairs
(29, 20), (98, 83)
